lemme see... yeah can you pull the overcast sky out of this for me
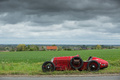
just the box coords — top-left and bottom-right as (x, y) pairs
(0, 0), (120, 45)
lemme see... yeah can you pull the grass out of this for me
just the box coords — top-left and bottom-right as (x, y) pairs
(0, 49), (120, 75)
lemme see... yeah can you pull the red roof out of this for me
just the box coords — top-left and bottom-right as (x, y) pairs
(46, 46), (57, 50)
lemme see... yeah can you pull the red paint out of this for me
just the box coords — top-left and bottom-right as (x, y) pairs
(52, 55), (108, 71)
(91, 57), (108, 68)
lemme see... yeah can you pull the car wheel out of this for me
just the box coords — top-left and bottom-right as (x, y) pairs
(70, 57), (83, 70)
(42, 61), (55, 72)
(87, 60), (100, 71)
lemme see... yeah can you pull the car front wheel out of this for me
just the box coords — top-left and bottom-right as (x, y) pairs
(42, 61), (55, 72)
(87, 60), (100, 71)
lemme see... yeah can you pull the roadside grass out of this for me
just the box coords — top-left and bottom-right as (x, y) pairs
(0, 49), (120, 75)
(0, 62), (120, 75)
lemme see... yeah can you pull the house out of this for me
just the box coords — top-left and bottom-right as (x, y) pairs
(46, 46), (57, 51)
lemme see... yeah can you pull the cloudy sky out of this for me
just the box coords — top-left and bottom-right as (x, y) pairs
(0, 0), (120, 45)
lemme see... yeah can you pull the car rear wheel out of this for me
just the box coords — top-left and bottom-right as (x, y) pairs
(70, 57), (83, 70)
(87, 60), (100, 71)
(42, 61), (55, 72)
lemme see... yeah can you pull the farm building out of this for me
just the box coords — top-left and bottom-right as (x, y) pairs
(46, 46), (57, 51)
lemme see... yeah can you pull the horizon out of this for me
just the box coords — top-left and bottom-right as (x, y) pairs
(0, 44), (120, 46)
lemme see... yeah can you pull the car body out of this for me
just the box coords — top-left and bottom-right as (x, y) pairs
(42, 55), (108, 72)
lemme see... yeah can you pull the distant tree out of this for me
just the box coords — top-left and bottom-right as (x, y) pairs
(5, 47), (9, 51)
(108, 46), (114, 49)
(41, 46), (46, 51)
(57, 46), (63, 51)
(81, 45), (87, 50)
(17, 44), (26, 51)
(27, 45), (39, 51)
(52, 44), (56, 46)
(80, 47), (82, 50)
(32, 45), (39, 51)
(27, 45), (30, 49)
(96, 45), (102, 49)
(64, 48), (72, 51)
(10, 48), (15, 52)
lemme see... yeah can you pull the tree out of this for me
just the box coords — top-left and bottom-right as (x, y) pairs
(5, 47), (9, 51)
(17, 44), (26, 51)
(31, 45), (39, 51)
(27, 45), (30, 49)
(96, 45), (102, 49)
(40, 46), (46, 51)
(52, 44), (56, 46)
(81, 45), (87, 50)
(27, 45), (39, 51)
(57, 46), (63, 51)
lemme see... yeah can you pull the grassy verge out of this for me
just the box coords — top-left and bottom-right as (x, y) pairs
(0, 61), (120, 75)
(0, 49), (120, 75)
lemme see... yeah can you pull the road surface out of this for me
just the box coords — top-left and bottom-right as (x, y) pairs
(0, 75), (120, 80)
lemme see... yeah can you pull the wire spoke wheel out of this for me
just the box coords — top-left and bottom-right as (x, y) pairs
(70, 57), (83, 70)
(42, 61), (55, 72)
(87, 60), (100, 71)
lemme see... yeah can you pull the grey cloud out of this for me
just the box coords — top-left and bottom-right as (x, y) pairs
(0, 0), (120, 33)
(0, 12), (28, 24)
(0, 0), (119, 12)
(19, 0), (119, 11)
(0, 0), (9, 2)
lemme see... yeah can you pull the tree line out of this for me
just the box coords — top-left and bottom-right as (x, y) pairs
(16, 44), (115, 51)
(0, 44), (119, 51)
(16, 44), (39, 51)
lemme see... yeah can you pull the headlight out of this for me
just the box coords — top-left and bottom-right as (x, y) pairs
(102, 64), (105, 66)
(51, 58), (54, 62)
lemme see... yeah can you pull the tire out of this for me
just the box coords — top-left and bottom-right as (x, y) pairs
(70, 57), (83, 70)
(42, 61), (55, 72)
(87, 60), (100, 71)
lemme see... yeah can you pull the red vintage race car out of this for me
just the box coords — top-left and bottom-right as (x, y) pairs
(42, 55), (108, 72)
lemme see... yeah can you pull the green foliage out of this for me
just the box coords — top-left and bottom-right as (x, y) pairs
(64, 48), (72, 51)
(16, 44), (26, 51)
(27, 45), (39, 51)
(1, 62), (5, 70)
(0, 49), (120, 75)
(5, 47), (9, 51)
(41, 46), (46, 51)
(0, 49), (120, 63)
(57, 46), (63, 51)
(96, 45), (102, 49)
(16, 44), (39, 51)
(52, 44), (56, 46)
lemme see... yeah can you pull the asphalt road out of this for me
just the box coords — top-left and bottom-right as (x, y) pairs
(0, 76), (120, 80)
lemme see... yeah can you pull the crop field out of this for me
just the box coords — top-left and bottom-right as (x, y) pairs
(0, 49), (120, 75)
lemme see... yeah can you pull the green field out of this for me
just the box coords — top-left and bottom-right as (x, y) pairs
(0, 49), (120, 75)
